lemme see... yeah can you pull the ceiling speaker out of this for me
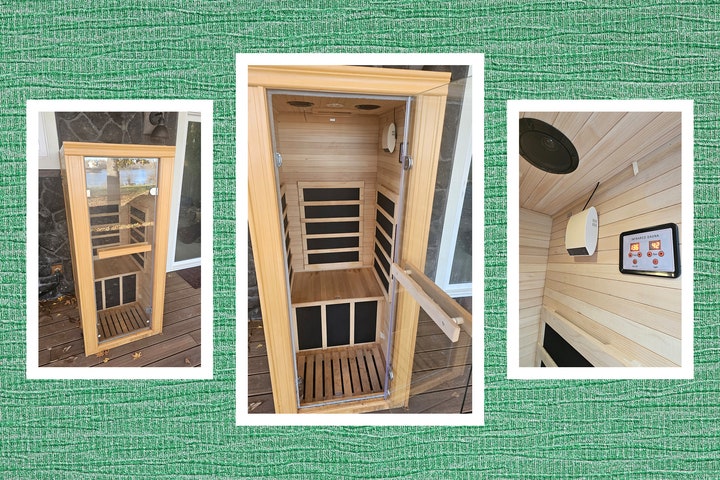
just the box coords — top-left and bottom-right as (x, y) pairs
(519, 117), (579, 174)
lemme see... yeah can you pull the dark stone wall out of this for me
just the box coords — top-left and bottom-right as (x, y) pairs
(248, 228), (262, 320)
(37, 112), (178, 300)
(38, 170), (73, 299)
(424, 65), (470, 280)
(55, 112), (177, 146)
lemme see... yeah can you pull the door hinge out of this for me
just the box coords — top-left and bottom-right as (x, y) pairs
(402, 155), (414, 171)
(274, 152), (283, 168)
(398, 143), (413, 170)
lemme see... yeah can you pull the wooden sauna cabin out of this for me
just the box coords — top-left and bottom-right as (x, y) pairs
(517, 109), (688, 369)
(248, 65), (473, 413)
(60, 142), (175, 356)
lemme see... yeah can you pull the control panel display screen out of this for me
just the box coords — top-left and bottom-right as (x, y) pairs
(619, 223), (680, 278)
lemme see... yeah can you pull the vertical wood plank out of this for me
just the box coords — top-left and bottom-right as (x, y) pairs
(389, 93), (448, 408)
(248, 85), (298, 413)
(62, 151), (99, 355)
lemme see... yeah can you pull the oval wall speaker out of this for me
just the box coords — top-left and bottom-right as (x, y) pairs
(519, 117), (579, 174)
(382, 122), (396, 153)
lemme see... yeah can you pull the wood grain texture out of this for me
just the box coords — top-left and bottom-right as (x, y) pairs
(291, 267), (384, 305)
(298, 180), (365, 270)
(519, 208), (552, 367)
(539, 121), (683, 366)
(248, 85), (298, 413)
(39, 272), (201, 367)
(520, 112), (682, 217)
(389, 93), (448, 408)
(276, 114), (377, 272)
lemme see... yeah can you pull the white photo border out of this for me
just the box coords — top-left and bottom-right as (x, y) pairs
(27, 99), (214, 380)
(237, 53), (485, 426)
(507, 99), (694, 380)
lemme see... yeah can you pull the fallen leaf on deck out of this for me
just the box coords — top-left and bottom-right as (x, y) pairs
(62, 345), (72, 353)
(184, 357), (191, 365)
(103, 357), (109, 363)
(249, 402), (262, 412)
(95, 350), (110, 358)
(132, 351), (142, 360)
(257, 344), (264, 349)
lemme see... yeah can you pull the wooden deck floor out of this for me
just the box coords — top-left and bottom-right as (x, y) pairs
(39, 271), (201, 367)
(248, 309), (472, 414)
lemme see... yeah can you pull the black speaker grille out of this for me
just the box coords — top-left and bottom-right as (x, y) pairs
(519, 117), (579, 174)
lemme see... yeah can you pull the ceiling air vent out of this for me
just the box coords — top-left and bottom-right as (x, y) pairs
(519, 117), (579, 174)
(287, 101), (314, 108)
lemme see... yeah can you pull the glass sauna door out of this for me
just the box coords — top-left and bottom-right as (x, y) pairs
(86, 156), (159, 345)
(62, 142), (175, 356)
(384, 70), (474, 414)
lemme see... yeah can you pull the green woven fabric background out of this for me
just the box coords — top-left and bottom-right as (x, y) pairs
(2, 1), (719, 478)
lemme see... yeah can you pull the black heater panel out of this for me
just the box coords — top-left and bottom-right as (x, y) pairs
(542, 323), (593, 367)
(354, 301), (377, 344)
(326, 303), (351, 347)
(296, 306), (322, 350)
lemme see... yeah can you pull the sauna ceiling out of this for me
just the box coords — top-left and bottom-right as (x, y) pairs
(519, 111), (682, 217)
(272, 93), (404, 117)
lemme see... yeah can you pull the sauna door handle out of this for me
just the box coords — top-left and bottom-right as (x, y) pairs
(96, 242), (152, 260)
(390, 262), (472, 342)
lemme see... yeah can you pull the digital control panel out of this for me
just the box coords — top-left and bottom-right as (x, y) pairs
(619, 223), (680, 278)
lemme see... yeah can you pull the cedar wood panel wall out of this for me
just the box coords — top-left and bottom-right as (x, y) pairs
(540, 132), (682, 367)
(275, 112), (379, 273)
(275, 107), (406, 274)
(519, 208), (552, 367)
(274, 106), (406, 364)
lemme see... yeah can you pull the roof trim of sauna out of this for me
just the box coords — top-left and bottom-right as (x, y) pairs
(248, 65), (451, 97)
(60, 141), (176, 159)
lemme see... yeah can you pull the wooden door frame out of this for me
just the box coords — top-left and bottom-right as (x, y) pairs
(248, 65), (450, 413)
(61, 142), (175, 355)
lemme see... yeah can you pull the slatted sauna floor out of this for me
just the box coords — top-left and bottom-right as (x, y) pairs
(297, 343), (386, 406)
(248, 300), (473, 414)
(97, 303), (149, 341)
(38, 271), (201, 367)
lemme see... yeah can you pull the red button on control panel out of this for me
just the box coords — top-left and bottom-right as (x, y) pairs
(653, 259), (659, 265)
(659, 251), (664, 257)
